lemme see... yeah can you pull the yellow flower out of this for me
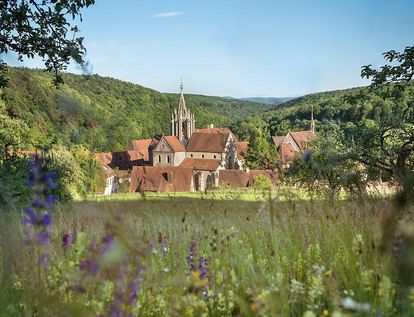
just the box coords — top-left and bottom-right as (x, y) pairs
(325, 270), (332, 277)
(323, 309), (329, 316)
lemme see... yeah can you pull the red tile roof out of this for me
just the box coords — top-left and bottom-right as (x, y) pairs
(271, 136), (285, 148)
(179, 158), (221, 171)
(186, 128), (234, 153)
(126, 139), (152, 161)
(279, 143), (296, 165)
(289, 131), (316, 150)
(96, 152), (113, 166)
(163, 135), (186, 152)
(248, 170), (278, 185)
(130, 166), (193, 193)
(219, 170), (250, 187)
(235, 141), (249, 160)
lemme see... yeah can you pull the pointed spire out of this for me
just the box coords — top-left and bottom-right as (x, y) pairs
(310, 105), (315, 133)
(178, 77), (187, 116)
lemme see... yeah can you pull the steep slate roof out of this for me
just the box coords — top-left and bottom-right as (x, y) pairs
(271, 136), (285, 148)
(179, 158), (221, 171)
(126, 139), (152, 161)
(279, 143), (296, 165)
(235, 141), (249, 160)
(130, 166), (193, 193)
(186, 128), (234, 153)
(289, 131), (316, 151)
(163, 136), (186, 152)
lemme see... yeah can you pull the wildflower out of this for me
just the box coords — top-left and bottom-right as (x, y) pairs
(79, 259), (100, 275)
(62, 233), (74, 250)
(323, 309), (329, 316)
(21, 155), (59, 269)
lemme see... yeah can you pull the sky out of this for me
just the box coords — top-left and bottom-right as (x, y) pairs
(3, 0), (414, 97)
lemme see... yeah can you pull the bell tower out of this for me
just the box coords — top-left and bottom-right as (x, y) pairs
(171, 79), (195, 145)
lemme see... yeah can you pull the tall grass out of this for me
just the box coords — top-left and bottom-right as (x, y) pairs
(0, 196), (413, 316)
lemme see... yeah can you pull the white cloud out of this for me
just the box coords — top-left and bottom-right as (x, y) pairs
(152, 11), (184, 18)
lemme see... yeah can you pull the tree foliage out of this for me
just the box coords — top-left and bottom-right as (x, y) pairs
(0, 0), (95, 86)
(245, 126), (278, 170)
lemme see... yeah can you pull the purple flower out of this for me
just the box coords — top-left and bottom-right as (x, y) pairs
(38, 253), (49, 269)
(42, 214), (52, 227)
(79, 259), (100, 275)
(62, 233), (74, 250)
(23, 208), (37, 224)
(45, 195), (58, 210)
(186, 239), (197, 272)
(45, 172), (58, 189)
(102, 233), (116, 254)
(303, 150), (312, 163)
(38, 231), (50, 247)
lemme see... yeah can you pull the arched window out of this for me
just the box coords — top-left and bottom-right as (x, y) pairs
(190, 154), (193, 158)
(158, 155), (161, 163)
(167, 155), (170, 163)
(202, 154), (205, 158)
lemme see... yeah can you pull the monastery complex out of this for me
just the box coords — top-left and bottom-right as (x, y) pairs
(95, 82), (316, 195)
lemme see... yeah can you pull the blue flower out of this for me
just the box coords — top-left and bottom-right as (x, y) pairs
(42, 214), (52, 227)
(38, 231), (50, 247)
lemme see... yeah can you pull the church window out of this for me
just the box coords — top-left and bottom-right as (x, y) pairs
(202, 154), (205, 158)
(167, 155), (170, 163)
(213, 155), (217, 159)
(158, 155), (161, 163)
(190, 154), (193, 158)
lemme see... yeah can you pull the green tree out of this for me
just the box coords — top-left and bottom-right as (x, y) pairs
(0, 0), (95, 87)
(245, 126), (278, 170)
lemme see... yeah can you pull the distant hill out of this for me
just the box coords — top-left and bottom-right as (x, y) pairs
(239, 97), (294, 106)
(245, 84), (414, 136)
(0, 67), (272, 152)
(223, 96), (294, 106)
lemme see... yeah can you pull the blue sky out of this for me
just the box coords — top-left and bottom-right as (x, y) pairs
(4, 0), (414, 97)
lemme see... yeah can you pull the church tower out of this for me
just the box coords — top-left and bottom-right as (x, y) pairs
(171, 79), (195, 146)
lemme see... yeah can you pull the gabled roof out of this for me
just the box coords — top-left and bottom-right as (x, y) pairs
(130, 166), (193, 193)
(271, 136), (285, 148)
(163, 136), (186, 152)
(289, 131), (316, 151)
(179, 158), (221, 171)
(126, 139), (152, 161)
(279, 143), (296, 165)
(186, 128), (235, 153)
(235, 141), (249, 160)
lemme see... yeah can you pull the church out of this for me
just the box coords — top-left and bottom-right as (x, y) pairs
(95, 80), (277, 194)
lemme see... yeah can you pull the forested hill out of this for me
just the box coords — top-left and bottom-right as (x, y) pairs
(1, 67), (271, 151)
(237, 83), (414, 137)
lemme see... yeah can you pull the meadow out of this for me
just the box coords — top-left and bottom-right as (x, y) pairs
(1, 190), (413, 317)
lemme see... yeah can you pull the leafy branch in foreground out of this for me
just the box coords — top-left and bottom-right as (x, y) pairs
(0, 0), (95, 87)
